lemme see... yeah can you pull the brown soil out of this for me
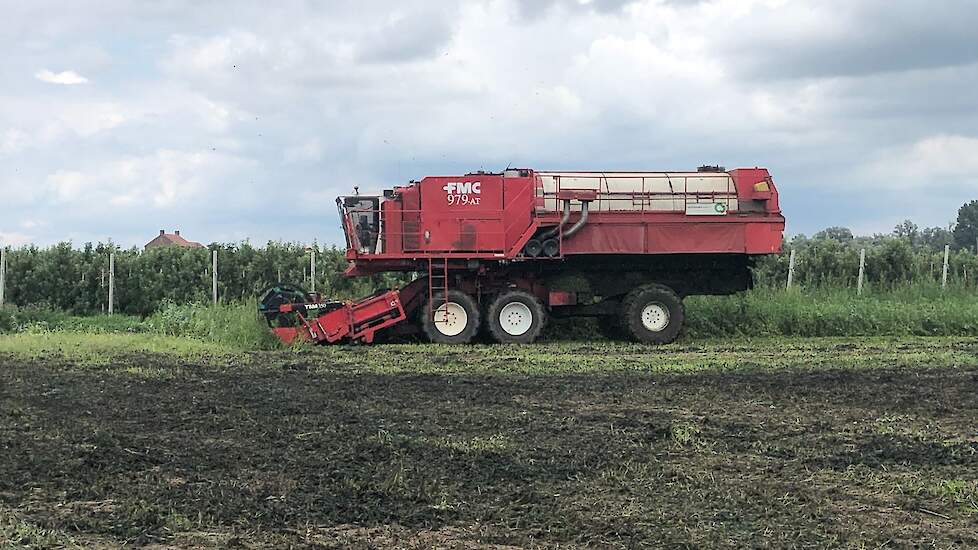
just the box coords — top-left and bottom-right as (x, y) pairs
(1, 347), (977, 548)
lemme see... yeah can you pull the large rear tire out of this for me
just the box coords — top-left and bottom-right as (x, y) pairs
(420, 290), (481, 344)
(621, 284), (684, 344)
(486, 290), (546, 344)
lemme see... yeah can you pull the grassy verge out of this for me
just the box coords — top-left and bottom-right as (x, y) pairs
(0, 300), (278, 350)
(3, 284), (978, 352)
(684, 285), (978, 338)
(0, 332), (240, 364)
(144, 300), (280, 349)
(3, 332), (978, 376)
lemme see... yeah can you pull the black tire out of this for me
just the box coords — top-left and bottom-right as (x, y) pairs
(524, 239), (543, 257)
(620, 284), (684, 344)
(420, 290), (481, 344)
(542, 238), (560, 257)
(486, 290), (547, 344)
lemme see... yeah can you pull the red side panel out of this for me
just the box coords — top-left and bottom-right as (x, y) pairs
(745, 222), (784, 254)
(566, 223), (645, 254)
(420, 175), (506, 252)
(502, 176), (535, 253)
(311, 307), (352, 342)
(647, 223), (745, 253)
(271, 327), (307, 345)
(559, 217), (780, 255)
(730, 168), (780, 213)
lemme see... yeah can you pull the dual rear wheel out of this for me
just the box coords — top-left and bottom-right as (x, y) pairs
(420, 289), (546, 344)
(603, 283), (684, 344)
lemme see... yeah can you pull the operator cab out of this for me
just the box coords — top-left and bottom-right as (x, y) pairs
(338, 195), (381, 253)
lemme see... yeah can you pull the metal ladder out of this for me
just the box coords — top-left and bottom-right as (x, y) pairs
(427, 257), (449, 316)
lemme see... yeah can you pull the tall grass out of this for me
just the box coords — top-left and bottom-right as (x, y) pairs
(145, 300), (280, 350)
(686, 284), (978, 338)
(0, 305), (144, 334)
(4, 284), (978, 345)
(0, 300), (279, 350)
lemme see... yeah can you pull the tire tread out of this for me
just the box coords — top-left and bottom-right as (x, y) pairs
(621, 283), (684, 344)
(486, 289), (547, 344)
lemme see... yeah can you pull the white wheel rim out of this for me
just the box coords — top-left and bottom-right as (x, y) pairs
(641, 303), (670, 332)
(499, 302), (533, 336)
(434, 302), (468, 336)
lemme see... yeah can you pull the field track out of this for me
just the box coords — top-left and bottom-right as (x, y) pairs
(2, 336), (977, 548)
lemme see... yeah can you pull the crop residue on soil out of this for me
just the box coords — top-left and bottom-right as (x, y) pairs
(1, 338), (977, 548)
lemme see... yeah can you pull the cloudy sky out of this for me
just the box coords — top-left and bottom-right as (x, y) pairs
(2, 0), (977, 247)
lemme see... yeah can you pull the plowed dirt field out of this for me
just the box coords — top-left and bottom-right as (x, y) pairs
(2, 336), (977, 548)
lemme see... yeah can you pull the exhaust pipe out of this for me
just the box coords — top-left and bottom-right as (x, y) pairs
(562, 200), (590, 238)
(540, 199), (571, 240)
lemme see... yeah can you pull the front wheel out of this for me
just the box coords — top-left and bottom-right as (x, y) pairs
(420, 290), (481, 344)
(621, 284), (684, 344)
(486, 289), (547, 344)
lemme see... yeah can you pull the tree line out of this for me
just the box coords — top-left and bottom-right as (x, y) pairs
(2, 200), (978, 316)
(752, 200), (978, 289)
(0, 242), (402, 316)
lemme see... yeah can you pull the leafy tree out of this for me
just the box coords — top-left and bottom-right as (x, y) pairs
(919, 227), (951, 251)
(812, 226), (853, 243)
(952, 200), (978, 251)
(893, 220), (919, 245)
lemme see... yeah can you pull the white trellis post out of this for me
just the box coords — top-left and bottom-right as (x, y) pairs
(786, 249), (796, 290)
(108, 252), (115, 315)
(310, 249), (316, 294)
(212, 249), (218, 305)
(942, 244), (950, 289)
(0, 246), (6, 307)
(857, 248), (865, 295)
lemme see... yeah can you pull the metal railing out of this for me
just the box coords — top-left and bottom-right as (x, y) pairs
(534, 172), (739, 215)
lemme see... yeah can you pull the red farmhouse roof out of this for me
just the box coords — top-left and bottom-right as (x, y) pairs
(145, 229), (205, 250)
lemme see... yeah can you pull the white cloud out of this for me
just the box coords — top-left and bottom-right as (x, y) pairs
(1, 128), (29, 155)
(47, 170), (90, 201)
(45, 149), (252, 209)
(861, 135), (978, 189)
(284, 138), (325, 163)
(35, 69), (89, 85)
(2, 0), (977, 244)
(0, 231), (33, 246)
(58, 102), (128, 136)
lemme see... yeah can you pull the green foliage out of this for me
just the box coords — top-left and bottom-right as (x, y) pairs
(919, 226), (952, 251)
(893, 219), (919, 245)
(752, 228), (978, 290)
(686, 285), (978, 338)
(812, 226), (853, 243)
(0, 304), (143, 334)
(953, 200), (978, 250)
(0, 241), (409, 316)
(1, 300), (277, 350)
(145, 300), (280, 350)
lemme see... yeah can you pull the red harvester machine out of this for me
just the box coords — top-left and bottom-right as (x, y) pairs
(259, 166), (784, 345)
